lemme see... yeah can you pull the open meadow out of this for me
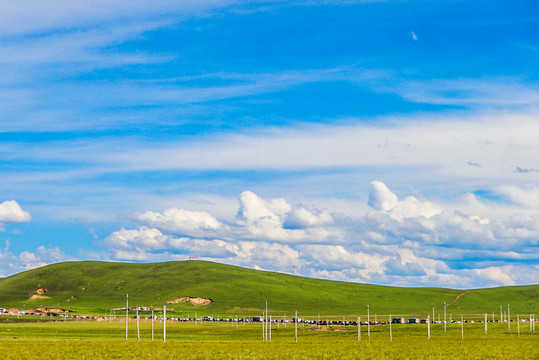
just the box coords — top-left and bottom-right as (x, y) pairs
(0, 317), (537, 359)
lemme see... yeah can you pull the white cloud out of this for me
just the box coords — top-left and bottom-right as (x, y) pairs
(0, 1), (234, 36)
(99, 184), (539, 288)
(0, 200), (31, 231)
(134, 208), (225, 238)
(105, 226), (170, 250)
(473, 266), (515, 286)
(0, 245), (70, 276)
(368, 181), (398, 211)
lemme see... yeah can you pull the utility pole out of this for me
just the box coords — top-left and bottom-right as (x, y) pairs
(125, 294), (129, 341)
(508, 304), (511, 330)
(294, 310), (298, 343)
(163, 305), (167, 343)
(367, 305), (370, 339)
(444, 301), (447, 332)
(389, 314), (392, 342)
(136, 307), (140, 342)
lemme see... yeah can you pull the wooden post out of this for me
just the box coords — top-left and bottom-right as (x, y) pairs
(389, 314), (392, 342)
(163, 305), (166, 343)
(444, 301), (447, 332)
(485, 313), (487, 334)
(265, 302), (268, 342)
(508, 304), (510, 330)
(151, 309), (154, 341)
(517, 315), (520, 336)
(358, 316), (361, 341)
(367, 305), (370, 339)
(262, 313), (265, 341)
(125, 294), (129, 341)
(269, 315), (272, 341)
(136, 308), (140, 342)
(295, 310), (298, 343)
(461, 315), (464, 340)
(427, 315), (430, 339)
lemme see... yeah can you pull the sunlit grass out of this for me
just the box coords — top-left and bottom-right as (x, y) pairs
(0, 319), (536, 359)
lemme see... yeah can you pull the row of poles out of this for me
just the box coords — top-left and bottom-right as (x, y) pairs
(122, 296), (536, 343)
(125, 294), (166, 342)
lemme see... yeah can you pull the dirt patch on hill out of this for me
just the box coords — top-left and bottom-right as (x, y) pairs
(167, 297), (212, 306)
(29, 294), (50, 300)
(29, 288), (50, 300)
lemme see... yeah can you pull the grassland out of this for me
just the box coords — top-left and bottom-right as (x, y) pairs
(0, 260), (537, 317)
(0, 318), (536, 359)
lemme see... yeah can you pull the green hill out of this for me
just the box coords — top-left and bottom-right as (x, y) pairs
(0, 261), (536, 316)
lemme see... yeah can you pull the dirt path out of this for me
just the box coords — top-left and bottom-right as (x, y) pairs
(444, 290), (468, 307)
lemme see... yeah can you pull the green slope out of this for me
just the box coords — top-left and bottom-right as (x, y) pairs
(0, 261), (536, 316)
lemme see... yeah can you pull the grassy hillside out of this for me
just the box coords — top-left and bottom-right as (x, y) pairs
(0, 261), (536, 316)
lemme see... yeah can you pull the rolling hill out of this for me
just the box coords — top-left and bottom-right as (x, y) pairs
(0, 261), (536, 316)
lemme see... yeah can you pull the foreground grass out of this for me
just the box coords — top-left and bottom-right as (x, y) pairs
(0, 320), (536, 359)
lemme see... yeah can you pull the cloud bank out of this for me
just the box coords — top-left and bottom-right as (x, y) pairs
(100, 182), (539, 288)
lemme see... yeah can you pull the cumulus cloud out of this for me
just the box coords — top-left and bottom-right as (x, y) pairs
(0, 245), (70, 276)
(367, 181), (441, 221)
(100, 183), (539, 288)
(134, 208), (225, 238)
(0, 200), (31, 231)
(368, 181), (398, 211)
(473, 266), (514, 286)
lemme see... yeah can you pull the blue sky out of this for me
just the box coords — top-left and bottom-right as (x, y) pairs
(0, 0), (538, 288)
